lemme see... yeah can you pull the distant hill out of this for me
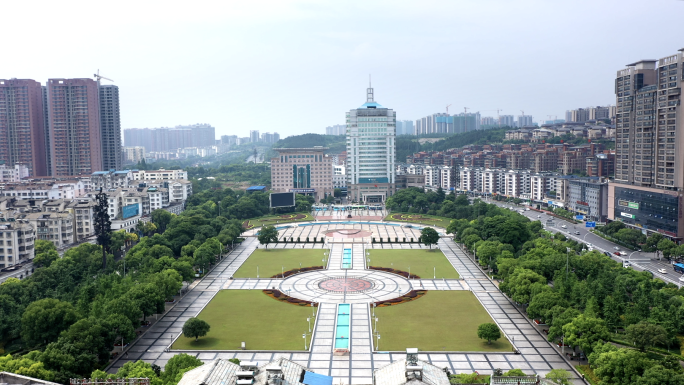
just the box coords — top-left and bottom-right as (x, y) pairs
(395, 127), (511, 162)
(272, 133), (346, 153)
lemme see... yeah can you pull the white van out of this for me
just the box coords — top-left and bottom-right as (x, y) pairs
(623, 261), (631, 268)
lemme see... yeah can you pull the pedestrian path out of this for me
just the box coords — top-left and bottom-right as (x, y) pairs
(352, 243), (365, 269)
(223, 278), (282, 290)
(329, 244), (344, 269)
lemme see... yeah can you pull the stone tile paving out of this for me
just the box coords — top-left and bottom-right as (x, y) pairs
(109, 225), (583, 384)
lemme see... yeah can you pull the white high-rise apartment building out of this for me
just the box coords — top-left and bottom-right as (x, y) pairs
(346, 84), (396, 203)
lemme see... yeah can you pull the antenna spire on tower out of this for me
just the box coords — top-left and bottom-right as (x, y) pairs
(366, 75), (374, 103)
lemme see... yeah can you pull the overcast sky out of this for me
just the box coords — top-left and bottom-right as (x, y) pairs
(3, 0), (683, 139)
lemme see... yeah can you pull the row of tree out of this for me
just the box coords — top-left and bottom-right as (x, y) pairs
(447, 196), (684, 384)
(0, 187), (254, 383)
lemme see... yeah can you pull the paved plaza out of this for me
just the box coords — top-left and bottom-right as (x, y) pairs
(109, 222), (580, 384)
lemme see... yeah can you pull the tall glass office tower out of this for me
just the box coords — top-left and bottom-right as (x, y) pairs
(346, 83), (396, 203)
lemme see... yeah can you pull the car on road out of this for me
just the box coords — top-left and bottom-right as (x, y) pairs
(658, 268), (667, 274)
(574, 231), (580, 235)
(561, 225), (567, 229)
(614, 246), (620, 250)
(537, 215), (541, 218)
(614, 252), (621, 256)
(525, 208), (530, 211)
(623, 261), (631, 268)
(619, 252), (627, 256)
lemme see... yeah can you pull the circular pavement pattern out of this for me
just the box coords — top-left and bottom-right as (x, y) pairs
(318, 277), (373, 292)
(279, 269), (413, 304)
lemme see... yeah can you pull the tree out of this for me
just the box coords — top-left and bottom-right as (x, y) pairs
(33, 249), (59, 268)
(545, 369), (572, 385)
(503, 369), (526, 376)
(527, 291), (566, 322)
(626, 321), (667, 352)
(93, 189), (112, 269)
(0, 351), (58, 382)
(182, 317), (211, 341)
(591, 344), (652, 385)
(257, 225), (279, 249)
(420, 227), (439, 249)
(636, 365), (684, 385)
(562, 314), (609, 356)
(151, 209), (174, 233)
(477, 323), (501, 344)
(454, 194), (470, 206)
(162, 353), (204, 384)
(500, 267), (546, 305)
(657, 239), (676, 260)
(21, 298), (80, 347)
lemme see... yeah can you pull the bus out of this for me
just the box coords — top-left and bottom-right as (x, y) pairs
(674, 263), (684, 274)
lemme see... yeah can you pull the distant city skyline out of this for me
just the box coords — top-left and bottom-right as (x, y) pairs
(1, 1), (682, 139)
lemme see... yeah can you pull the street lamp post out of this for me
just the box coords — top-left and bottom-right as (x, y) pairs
(566, 247), (571, 280)
(121, 245), (126, 278)
(303, 333), (307, 350)
(257, 265), (259, 278)
(307, 317), (311, 333)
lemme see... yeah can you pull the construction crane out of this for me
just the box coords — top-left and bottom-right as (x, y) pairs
(93, 69), (113, 87)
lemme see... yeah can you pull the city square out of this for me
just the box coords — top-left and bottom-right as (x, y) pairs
(109, 221), (578, 384)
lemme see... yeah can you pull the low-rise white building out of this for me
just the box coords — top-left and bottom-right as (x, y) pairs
(131, 169), (188, 181)
(0, 164), (29, 182)
(0, 219), (34, 268)
(26, 212), (73, 248)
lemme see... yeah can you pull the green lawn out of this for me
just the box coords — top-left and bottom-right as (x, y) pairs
(233, 249), (327, 278)
(172, 290), (313, 350)
(385, 212), (452, 228)
(374, 291), (512, 352)
(368, 249), (459, 279)
(244, 212), (313, 229)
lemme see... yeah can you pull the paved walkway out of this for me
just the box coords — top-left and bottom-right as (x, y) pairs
(110, 229), (581, 385)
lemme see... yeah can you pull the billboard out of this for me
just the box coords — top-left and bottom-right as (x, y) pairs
(618, 200), (639, 209)
(270, 192), (296, 208)
(575, 215), (585, 220)
(621, 212), (635, 219)
(586, 222), (596, 228)
(122, 204), (140, 219)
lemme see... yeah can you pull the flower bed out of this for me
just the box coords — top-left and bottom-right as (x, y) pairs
(243, 213), (312, 229)
(262, 289), (319, 306)
(370, 290), (427, 307)
(368, 266), (420, 279)
(389, 213), (428, 221)
(269, 266), (324, 278)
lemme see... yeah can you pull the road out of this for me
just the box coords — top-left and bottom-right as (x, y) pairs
(0, 262), (33, 284)
(485, 200), (684, 287)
